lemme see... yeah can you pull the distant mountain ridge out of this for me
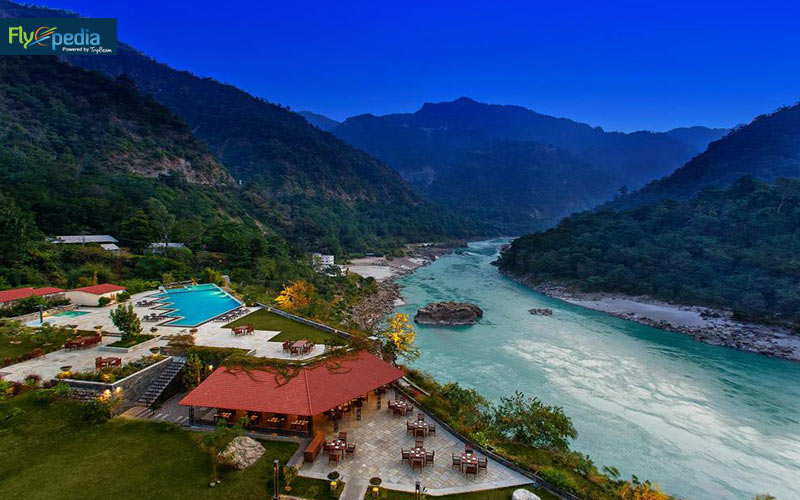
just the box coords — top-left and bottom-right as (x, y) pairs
(300, 111), (341, 131)
(612, 103), (800, 208)
(328, 97), (726, 233)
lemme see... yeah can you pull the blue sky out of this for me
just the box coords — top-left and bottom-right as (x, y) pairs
(28, 0), (800, 131)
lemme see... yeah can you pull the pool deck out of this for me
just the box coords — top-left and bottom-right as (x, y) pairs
(1, 291), (327, 382)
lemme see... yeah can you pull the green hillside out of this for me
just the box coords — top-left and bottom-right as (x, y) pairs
(613, 103), (800, 208)
(497, 177), (800, 323)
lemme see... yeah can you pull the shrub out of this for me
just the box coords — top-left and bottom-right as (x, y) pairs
(98, 296), (111, 307)
(539, 467), (578, 493)
(117, 291), (131, 302)
(24, 374), (41, 387)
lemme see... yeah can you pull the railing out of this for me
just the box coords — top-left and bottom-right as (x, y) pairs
(256, 304), (353, 341)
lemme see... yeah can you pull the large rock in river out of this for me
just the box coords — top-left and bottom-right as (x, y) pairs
(414, 302), (483, 325)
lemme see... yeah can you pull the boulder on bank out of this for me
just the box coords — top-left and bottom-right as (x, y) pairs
(528, 308), (553, 316)
(219, 436), (265, 470)
(414, 302), (483, 325)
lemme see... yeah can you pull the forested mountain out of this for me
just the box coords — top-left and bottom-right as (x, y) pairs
(612, 104), (800, 208)
(497, 177), (800, 323)
(300, 111), (341, 131)
(329, 97), (724, 232)
(412, 141), (621, 233)
(0, 56), (240, 238)
(0, 0), (482, 254)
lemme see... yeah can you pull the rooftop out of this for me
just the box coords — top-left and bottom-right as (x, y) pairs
(69, 284), (126, 295)
(179, 351), (404, 415)
(0, 287), (65, 304)
(52, 235), (118, 244)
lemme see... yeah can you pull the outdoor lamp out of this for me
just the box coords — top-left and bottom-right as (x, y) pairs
(272, 459), (279, 500)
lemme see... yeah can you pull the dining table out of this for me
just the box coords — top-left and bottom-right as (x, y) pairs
(460, 452), (478, 471)
(330, 439), (347, 458)
(408, 419), (427, 436)
(409, 446), (426, 468)
(291, 340), (308, 355)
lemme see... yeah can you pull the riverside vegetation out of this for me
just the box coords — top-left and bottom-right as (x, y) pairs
(498, 177), (800, 327)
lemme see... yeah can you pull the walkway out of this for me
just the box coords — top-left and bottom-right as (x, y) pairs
(4, 299), (326, 382)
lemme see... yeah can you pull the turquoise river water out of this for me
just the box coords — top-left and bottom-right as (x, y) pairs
(394, 239), (800, 500)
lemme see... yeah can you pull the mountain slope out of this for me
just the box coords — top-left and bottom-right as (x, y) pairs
(497, 177), (800, 322)
(0, 55), (242, 237)
(418, 141), (621, 233)
(300, 111), (341, 131)
(329, 97), (723, 232)
(612, 103), (800, 208)
(0, 0), (482, 252)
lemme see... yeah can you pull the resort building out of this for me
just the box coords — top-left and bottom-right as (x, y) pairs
(312, 252), (335, 270)
(179, 350), (404, 436)
(65, 284), (127, 306)
(52, 235), (119, 245)
(0, 287), (65, 308)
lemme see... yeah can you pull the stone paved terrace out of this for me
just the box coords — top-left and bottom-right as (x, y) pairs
(301, 389), (532, 495)
(2, 293), (326, 382)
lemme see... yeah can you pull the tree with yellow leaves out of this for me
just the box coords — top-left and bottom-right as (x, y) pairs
(275, 280), (315, 312)
(617, 479), (670, 500)
(378, 312), (419, 362)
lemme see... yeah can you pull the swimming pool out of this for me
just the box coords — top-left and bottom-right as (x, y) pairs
(26, 310), (90, 326)
(154, 284), (241, 327)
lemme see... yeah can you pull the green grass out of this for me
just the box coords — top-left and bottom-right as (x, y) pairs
(225, 309), (348, 345)
(0, 391), (303, 500)
(0, 324), (74, 362)
(107, 334), (156, 348)
(291, 475), (345, 498)
(363, 485), (560, 500)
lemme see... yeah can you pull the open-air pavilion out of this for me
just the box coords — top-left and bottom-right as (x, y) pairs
(179, 350), (405, 436)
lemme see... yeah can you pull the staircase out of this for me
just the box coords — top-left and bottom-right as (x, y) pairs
(137, 357), (185, 408)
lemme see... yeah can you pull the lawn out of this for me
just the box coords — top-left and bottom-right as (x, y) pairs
(107, 334), (156, 348)
(0, 391), (336, 500)
(225, 309), (348, 345)
(0, 323), (74, 363)
(364, 485), (560, 500)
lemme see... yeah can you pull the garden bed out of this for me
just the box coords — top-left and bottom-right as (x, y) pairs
(62, 354), (166, 383)
(102, 335), (160, 353)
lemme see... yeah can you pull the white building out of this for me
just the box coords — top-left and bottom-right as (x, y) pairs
(312, 253), (335, 270)
(52, 235), (118, 245)
(65, 284), (127, 307)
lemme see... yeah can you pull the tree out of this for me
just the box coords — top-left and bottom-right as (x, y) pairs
(617, 479), (670, 500)
(197, 420), (244, 481)
(109, 302), (142, 342)
(182, 353), (202, 388)
(274, 280), (315, 312)
(378, 312), (419, 362)
(145, 198), (175, 247)
(0, 193), (37, 268)
(492, 391), (577, 451)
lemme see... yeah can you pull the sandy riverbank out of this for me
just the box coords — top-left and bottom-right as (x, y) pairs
(510, 278), (800, 362)
(347, 244), (457, 331)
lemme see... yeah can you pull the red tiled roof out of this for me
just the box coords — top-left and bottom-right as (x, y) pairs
(179, 351), (405, 416)
(69, 284), (126, 295)
(0, 287), (65, 304)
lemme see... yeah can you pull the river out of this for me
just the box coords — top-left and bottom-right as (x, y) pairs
(393, 239), (800, 500)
